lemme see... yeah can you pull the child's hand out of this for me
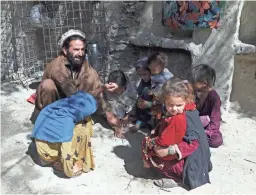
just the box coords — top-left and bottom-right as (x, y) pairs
(121, 115), (130, 127)
(114, 126), (124, 139)
(106, 112), (120, 127)
(148, 90), (153, 96)
(137, 98), (152, 109)
(148, 138), (155, 149)
(143, 160), (151, 168)
(154, 145), (176, 157)
(153, 146), (169, 157)
(104, 82), (119, 92)
(150, 129), (156, 135)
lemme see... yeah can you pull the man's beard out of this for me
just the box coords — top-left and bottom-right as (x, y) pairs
(66, 51), (85, 68)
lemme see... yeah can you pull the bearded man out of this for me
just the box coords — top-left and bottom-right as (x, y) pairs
(33, 29), (123, 137)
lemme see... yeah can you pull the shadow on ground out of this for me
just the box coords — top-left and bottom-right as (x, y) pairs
(228, 102), (256, 119)
(91, 113), (163, 179)
(28, 81), (40, 90)
(113, 131), (163, 180)
(91, 113), (113, 130)
(26, 141), (68, 179)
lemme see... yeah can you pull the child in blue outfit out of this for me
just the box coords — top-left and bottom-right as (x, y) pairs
(137, 52), (174, 129)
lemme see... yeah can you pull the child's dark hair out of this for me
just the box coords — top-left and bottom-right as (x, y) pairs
(162, 78), (194, 103)
(191, 64), (216, 87)
(135, 57), (150, 71)
(148, 52), (168, 67)
(107, 70), (127, 88)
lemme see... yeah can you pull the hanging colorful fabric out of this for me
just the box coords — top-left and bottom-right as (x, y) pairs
(162, 1), (226, 30)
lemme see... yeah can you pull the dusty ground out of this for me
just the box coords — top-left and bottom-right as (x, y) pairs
(1, 81), (256, 194)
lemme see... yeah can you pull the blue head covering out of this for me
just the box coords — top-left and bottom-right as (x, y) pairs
(31, 91), (97, 143)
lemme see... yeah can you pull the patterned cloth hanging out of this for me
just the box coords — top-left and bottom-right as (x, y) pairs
(162, 1), (226, 30)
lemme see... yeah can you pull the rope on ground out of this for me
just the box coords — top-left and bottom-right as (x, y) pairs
(244, 159), (256, 164)
(124, 176), (135, 191)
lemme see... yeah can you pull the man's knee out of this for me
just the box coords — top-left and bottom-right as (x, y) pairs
(40, 79), (57, 93)
(36, 79), (59, 110)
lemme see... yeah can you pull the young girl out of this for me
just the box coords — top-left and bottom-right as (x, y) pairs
(138, 52), (174, 129)
(142, 78), (196, 169)
(191, 64), (223, 148)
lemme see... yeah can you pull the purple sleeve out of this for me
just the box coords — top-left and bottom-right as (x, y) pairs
(205, 92), (221, 133)
(200, 115), (210, 128)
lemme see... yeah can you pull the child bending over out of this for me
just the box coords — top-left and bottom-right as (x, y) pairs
(191, 64), (223, 148)
(142, 78), (196, 169)
(103, 70), (137, 138)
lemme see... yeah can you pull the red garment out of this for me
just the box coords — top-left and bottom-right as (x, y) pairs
(27, 93), (37, 105)
(142, 103), (196, 162)
(155, 140), (199, 181)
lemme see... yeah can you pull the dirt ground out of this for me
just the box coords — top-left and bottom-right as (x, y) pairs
(1, 78), (256, 194)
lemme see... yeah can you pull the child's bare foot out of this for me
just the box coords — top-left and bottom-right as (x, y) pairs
(143, 160), (151, 168)
(129, 124), (140, 133)
(130, 121), (144, 133)
(114, 127), (125, 139)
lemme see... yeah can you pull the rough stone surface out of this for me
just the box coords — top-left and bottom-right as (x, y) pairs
(104, 2), (145, 72)
(1, 1), (14, 80)
(129, 32), (202, 60)
(234, 41), (256, 54)
(1, 1), (44, 81)
(239, 1), (256, 45)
